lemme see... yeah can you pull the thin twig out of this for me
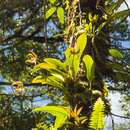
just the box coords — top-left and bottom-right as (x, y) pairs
(78, 1), (82, 26)
(43, 0), (48, 57)
(0, 93), (47, 98)
(110, 114), (115, 130)
(111, 112), (130, 119)
(123, 0), (130, 11)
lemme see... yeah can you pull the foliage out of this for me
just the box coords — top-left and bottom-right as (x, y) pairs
(0, 95), (41, 130)
(83, 55), (95, 83)
(32, 32), (87, 84)
(30, 0), (130, 129)
(89, 98), (105, 130)
(0, 0), (130, 129)
(34, 105), (69, 130)
(69, 106), (87, 126)
(109, 48), (124, 59)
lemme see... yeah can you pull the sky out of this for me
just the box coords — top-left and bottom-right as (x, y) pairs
(122, 41), (130, 48)
(119, 0), (130, 11)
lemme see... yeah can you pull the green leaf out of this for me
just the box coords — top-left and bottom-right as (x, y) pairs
(76, 32), (87, 56)
(44, 58), (65, 70)
(32, 75), (64, 88)
(107, 9), (130, 24)
(96, 22), (107, 34)
(32, 60), (67, 79)
(32, 75), (45, 83)
(83, 55), (95, 82)
(64, 33), (87, 78)
(54, 115), (67, 129)
(109, 48), (124, 59)
(65, 48), (72, 62)
(88, 23), (93, 33)
(89, 98), (105, 130)
(49, 0), (56, 4)
(88, 13), (93, 22)
(46, 7), (56, 19)
(71, 54), (80, 78)
(51, 73), (64, 82)
(106, 0), (124, 14)
(32, 62), (57, 73)
(64, 48), (80, 78)
(107, 62), (124, 70)
(115, 70), (130, 82)
(33, 106), (69, 129)
(57, 7), (64, 24)
(34, 105), (69, 116)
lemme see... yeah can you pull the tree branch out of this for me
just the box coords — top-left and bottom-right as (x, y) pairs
(20, 35), (64, 43)
(0, 34), (64, 53)
(0, 81), (42, 87)
(0, 93), (47, 98)
(111, 112), (130, 119)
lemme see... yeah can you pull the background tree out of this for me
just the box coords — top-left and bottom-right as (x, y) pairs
(0, 0), (130, 129)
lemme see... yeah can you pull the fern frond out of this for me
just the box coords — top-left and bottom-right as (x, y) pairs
(89, 98), (105, 130)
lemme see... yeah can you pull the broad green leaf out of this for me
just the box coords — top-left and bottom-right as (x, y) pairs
(32, 75), (64, 88)
(57, 7), (64, 24)
(49, 0), (56, 4)
(109, 48), (124, 59)
(46, 7), (56, 19)
(44, 58), (65, 70)
(65, 48), (80, 78)
(64, 33), (87, 77)
(72, 33), (87, 77)
(83, 55), (95, 82)
(54, 115), (67, 129)
(70, 54), (80, 78)
(64, 48), (73, 77)
(51, 73), (64, 82)
(49, 69), (67, 78)
(65, 48), (72, 62)
(33, 106), (69, 129)
(45, 76), (64, 88)
(76, 32), (87, 56)
(32, 75), (45, 83)
(32, 62), (57, 73)
(33, 105), (69, 116)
